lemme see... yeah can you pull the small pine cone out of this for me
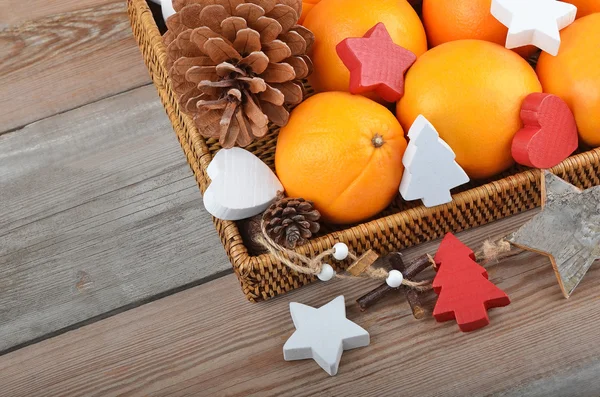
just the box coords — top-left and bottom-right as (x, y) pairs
(263, 196), (320, 249)
(164, 0), (314, 149)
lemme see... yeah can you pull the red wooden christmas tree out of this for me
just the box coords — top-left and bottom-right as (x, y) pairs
(432, 233), (511, 332)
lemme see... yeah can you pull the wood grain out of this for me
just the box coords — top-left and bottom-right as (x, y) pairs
(1, 210), (598, 396)
(0, 1), (151, 133)
(0, 0), (115, 28)
(0, 85), (230, 352)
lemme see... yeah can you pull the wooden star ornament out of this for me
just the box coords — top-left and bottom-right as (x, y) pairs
(509, 171), (600, 298)
(336, 23), (417, 102)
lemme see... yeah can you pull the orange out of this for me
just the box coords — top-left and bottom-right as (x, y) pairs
(299, 0), (321, 24)
(565, 0), (600, 18)
(275, 92), (407, 224)
(537, 14), (600, 147)
(303, 0), (427, 98)
(422, 0), (537, 57)
(397, 40), (542, 179)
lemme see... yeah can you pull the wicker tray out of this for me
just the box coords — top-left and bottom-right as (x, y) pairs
(127, 0), (600, 301)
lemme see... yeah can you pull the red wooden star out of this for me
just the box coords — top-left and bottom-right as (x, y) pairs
(336, 23), (417, 102)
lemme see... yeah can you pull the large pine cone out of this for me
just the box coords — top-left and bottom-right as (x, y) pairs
(263, 195), (320, 249)
(164, 0), (314, 148)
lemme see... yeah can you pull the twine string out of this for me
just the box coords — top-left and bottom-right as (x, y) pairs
(258, 214), (515, 293)
(477, 238), (514, 264)
(257, 220), (337, 275)
(258, 220), (434, 291)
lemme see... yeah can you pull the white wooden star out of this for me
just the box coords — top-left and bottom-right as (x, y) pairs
(283, 296), (370, 376)
(491, 0), (577, 56)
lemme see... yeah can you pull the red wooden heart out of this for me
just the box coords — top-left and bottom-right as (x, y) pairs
(512, 93), (578, 169)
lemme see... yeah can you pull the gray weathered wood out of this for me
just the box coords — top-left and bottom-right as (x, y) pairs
(0, 84), (230, 352)
(1, 210), (598, 396)
(0, 1), (151, 132)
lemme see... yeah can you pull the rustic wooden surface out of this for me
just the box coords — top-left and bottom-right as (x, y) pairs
(0, 1), (150, 132)
(1, 211), (599, 397)
(0, 0), (115, 27)
(1, 0), (599, 395)
(0, 83), (231, 352)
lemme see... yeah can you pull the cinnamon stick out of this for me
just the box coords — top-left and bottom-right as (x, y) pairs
(405, 289), (426, 319)
(391, 254), (428, 319)
(356, 253), (405, 310)
(356, 253), (433, 317)
(356, 283), (394, 310)
(393, 253), (432, 277)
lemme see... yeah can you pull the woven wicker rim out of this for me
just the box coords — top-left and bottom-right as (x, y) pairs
(127, 0), (600, 301)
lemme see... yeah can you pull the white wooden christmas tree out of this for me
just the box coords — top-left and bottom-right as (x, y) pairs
(399, 115), (469, 208)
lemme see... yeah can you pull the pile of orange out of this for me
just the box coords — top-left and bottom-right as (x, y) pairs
(273, 0), (600, 224)
(397, 40), (541, 179)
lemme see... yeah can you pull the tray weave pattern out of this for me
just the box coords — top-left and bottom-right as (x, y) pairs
(127, 0), (600, 301)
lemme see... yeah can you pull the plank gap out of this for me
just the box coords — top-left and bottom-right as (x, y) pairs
(0, 82), (153, 138)
(0, 85), (230, 352)
(0, 268), (233, 357)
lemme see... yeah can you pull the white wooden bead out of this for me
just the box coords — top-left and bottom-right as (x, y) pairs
(332, 243), (349, 261)
(317, 264), (336, 281)
(386, 270), (404, 288)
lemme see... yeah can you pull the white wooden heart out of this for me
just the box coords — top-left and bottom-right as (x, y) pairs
(203, 148), (283, 221)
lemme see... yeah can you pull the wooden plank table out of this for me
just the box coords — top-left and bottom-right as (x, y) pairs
(0, 1), (599, 396)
